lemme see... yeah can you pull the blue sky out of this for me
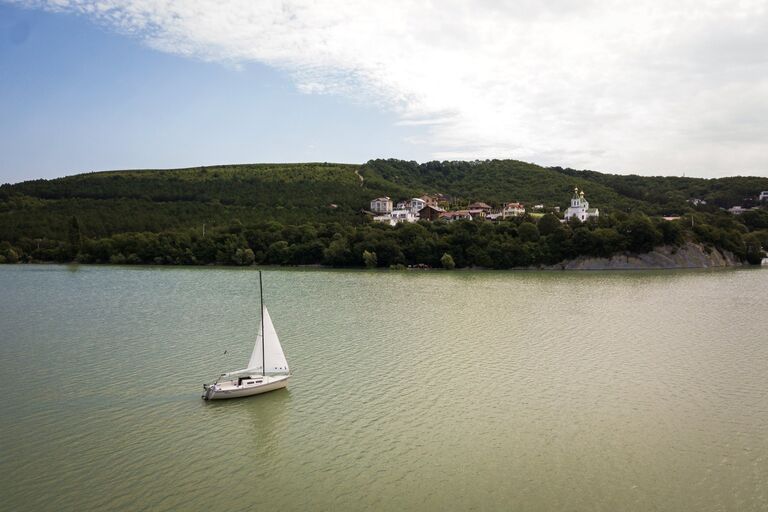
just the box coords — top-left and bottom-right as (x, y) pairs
(0, 3), (422, 183)
(2, 1), (767, 183)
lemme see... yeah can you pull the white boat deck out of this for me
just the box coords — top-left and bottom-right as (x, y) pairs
(203, 374), (290, 400)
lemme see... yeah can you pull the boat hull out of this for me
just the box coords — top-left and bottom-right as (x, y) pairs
(203, 375), (289, 400)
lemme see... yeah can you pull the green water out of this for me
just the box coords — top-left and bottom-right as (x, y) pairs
(1, 265), (767, 511)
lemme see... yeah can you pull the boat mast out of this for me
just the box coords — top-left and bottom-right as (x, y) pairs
(259, 270), (265, 377)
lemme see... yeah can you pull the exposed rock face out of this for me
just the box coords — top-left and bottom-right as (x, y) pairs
(554, 242), (742, 270)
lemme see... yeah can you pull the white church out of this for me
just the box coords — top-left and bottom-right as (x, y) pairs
(564, 187), (599, 222)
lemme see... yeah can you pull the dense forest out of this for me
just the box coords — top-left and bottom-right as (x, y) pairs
(1, 159), (767, 267)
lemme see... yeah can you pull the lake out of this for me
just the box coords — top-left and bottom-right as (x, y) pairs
(1, 265), (766, 511)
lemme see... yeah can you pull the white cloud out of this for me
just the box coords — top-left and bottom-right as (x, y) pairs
(10, 0), (768, 176)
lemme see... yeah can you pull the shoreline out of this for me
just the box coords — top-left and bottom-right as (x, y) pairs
(1, 243), (750, 272)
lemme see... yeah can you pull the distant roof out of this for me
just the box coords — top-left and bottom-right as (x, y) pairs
(468, 202), (491, 209)
(440, 210), (472, 218)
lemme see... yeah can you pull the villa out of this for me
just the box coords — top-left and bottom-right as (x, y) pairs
(502, 202), (525, 218)
(370, 197), (392, 214)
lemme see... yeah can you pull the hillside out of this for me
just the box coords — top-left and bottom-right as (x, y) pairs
(5, 159), (767, 242)
(360, 159), (638, 211)
(551, 166), (768, 211)
(1, 159), (767, 267)
(0, 163), (379, 240)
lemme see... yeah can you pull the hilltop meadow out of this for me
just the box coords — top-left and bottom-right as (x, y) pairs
(1, 159), (767, 268)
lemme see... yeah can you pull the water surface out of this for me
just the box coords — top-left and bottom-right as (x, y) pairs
(1, 265), (766, 511)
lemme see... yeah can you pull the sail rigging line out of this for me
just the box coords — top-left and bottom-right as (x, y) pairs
(259, 270), (265, 377)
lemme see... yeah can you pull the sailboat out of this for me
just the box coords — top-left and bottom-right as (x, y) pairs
(202, 271), (290, 400)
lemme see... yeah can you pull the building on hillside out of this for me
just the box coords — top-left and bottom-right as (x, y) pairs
(728, 206), (748, 215)
(419, 195), (439, 208)
(373, 208), (418, 226)
(409, 198), (427, 213)
(564, 187), (599, 222)
(417, 205), (445, 221)
(391, 208), (418, 223)
(370, 197), (392, 214)
(439, 210), (474, 222)
(760, 191), (768, 201)
(688, 198), (707, 206)
(502, 202), (525, 218)
(467, 202), (492, 213)
(395, 198), (427, 214)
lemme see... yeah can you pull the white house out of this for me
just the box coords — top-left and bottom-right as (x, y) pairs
(373, 208), (418, 226)
(408, 198), (427, 213)
(395, 198), (426, 213)
(370, 197), (392, 214)
(759, 191), (768, 201)
(564, 188), (599, 222)
(728, 206), (748, 215)
(502, 202), (525, 218)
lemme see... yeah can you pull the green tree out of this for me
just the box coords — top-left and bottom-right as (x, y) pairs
(518, 222), (540, 243)
(5, 247), (19, 263)
(537, 213), (562, 236)
(363, 249), (377, 268)
(440, 252), (456, 269)
(233, 247), (256, 266)
(592, 228), (627, 257)
(265, 241), (289, 264)
(618, 214), (663, 253)
(743, 233), (765, 264)
(323, 237), (351, 266)
(656, 219), (683, 246)
(67, 216), (82, 259)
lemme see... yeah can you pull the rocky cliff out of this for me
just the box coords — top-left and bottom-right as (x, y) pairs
(552, 242), (742, 270)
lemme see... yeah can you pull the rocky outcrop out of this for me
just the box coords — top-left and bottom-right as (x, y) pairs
(551, 242), (742, 270)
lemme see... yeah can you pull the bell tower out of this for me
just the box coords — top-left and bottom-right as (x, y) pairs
(571, 187), (581, 208)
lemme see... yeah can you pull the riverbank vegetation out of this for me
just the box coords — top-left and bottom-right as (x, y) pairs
(1, 210), (766, 268)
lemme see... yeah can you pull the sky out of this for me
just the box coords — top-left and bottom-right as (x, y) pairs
(1, 0), (767, 183)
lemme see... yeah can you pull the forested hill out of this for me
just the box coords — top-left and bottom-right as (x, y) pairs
(1, 163), (373, 237)
(1, 159), (767, 267)
(361, 159), (768, 212)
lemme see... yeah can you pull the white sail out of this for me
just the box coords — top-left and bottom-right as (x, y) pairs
(246, 306), (289, 374)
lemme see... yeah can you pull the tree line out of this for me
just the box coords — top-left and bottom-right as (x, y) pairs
(2, 210), (766, 267)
